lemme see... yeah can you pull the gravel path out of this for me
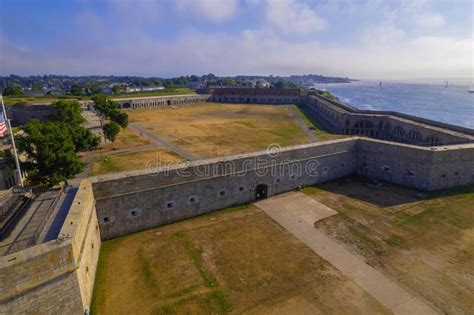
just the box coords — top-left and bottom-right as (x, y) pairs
(287, 106), (319, 142)
(128, 123), (198, 161)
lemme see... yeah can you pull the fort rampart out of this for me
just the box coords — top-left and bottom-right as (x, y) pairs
(90, 138), (474, 240)
(0, 180), (100, 314)
(1, 88), (473, 313)
(300, 94), (473, 146)
(114, 94), (209, 109)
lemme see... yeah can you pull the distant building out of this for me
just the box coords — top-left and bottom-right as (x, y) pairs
(126, 86), (165, 93)
(209, 87), (301, 104)
(186, 81), (206, 89)
(23, 89), (44, 97)
(101, 87), (113, 95)
(254, 79), (270, 88)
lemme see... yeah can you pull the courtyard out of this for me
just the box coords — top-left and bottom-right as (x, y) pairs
(125, 103), (313, 158)
(91, 204), (389, 314)
(304, 177), (474, 314)
(91, 177), (473, 314)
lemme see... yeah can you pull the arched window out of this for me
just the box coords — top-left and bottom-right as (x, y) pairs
(353, 120), (375, 136)
(407, 130), (422, 143)
(425, 136), (440, 146)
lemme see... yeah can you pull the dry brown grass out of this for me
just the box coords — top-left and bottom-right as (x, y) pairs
(90, 147), (184, 176)
(126, 103), (311, 158)
(91, 205), (389, 314)
(303, 177), (474, 314)
(97, 128), (149, 153)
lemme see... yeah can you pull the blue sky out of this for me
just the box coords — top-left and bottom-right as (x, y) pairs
(0, 0), (472, 79)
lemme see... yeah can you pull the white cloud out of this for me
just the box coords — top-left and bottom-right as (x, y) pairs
(264, 0), (326, 34)
(174, 0), (238, 22)
(3, 24), (471, 80)
(0, 0), (471, 80)
(413, 13), (445, 30)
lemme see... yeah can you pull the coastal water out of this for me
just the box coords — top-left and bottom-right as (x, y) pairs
(312, 81), (474, 129)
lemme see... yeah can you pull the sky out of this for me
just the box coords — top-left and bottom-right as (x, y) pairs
(0, 0), (472, 80)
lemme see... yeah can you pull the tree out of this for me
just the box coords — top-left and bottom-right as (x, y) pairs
(31, 83), (43, 92)
(102, 122), (120, 143)
(274, 81), (285, 89)
(112, 85), (121, 95)
(2, 85), (24, 96)
(50, 100), (100, 151)
(110, 111), (129, 129)
(92, 95), (118, 118)
(221, 78), (236, 86)
(87, 83), (102, 95)
(70, 84), (84, 95)
(17, 120), (85, 187)
(72, 128), (100, 151)
(51, 100), (85, 125)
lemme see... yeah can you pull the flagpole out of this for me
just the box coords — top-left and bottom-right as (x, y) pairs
(0, 94), (24, 187)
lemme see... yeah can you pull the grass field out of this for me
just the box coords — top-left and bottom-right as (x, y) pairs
(303, 177), (474, 314)
(2, 95), (88, 105)
(3, 88), (194, 105)
(91, 205), (389, 314)
(96, 128), (150, 153)
(111, 87), (194, 99)
(126, 103), (313, 158)
(90, 147), (184, 176)
(290, 105), (348, 141)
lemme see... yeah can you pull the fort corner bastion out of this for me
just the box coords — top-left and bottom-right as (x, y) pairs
(1, 88), (473, 314)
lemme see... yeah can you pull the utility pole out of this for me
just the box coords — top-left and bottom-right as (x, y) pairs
(0, 94), (24, 187)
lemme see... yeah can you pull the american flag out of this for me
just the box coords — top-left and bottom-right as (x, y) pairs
(0, 110), (7, 138)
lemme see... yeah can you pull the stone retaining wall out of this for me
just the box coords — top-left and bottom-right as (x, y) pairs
(301, 95), (473, 146)
(0, 180), (100, 314)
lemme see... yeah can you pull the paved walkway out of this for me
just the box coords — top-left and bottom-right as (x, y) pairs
(288, 107), (319, 142)
(1, 190), (60, 255)
(255, 192), (439, 315)
(42, 186), (78, 242)
(129, 123), (198, 161)
(81, 108), (102, 130)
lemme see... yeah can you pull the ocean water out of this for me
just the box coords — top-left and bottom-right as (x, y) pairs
(312, 81), (474, 129)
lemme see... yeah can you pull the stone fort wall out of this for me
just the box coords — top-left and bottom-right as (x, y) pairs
(0, 180), (100, 314)
(1, 139), (472, 313)
(8, 103), (57, 126)
(2, 88), (473, 313)
(300, 94), (473, 146)
(113, 94), (209, 109)
(10, 89), (473, 148)
(91, 138), (474, 240)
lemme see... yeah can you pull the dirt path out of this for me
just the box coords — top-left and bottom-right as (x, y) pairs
(255, 192), (440, 315)
(128, 123), (198, 160)
(287, 107), (319, 142)
(76, 144), (160, 178)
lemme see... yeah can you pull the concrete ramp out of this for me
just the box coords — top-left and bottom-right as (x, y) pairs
(256, 192), (439, 315)
(256, 192), (336, 224)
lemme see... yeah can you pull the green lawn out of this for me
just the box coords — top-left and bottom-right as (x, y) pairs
(291, 105), (348, 141)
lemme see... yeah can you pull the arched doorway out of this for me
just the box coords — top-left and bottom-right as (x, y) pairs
(256, 184), (268, 201)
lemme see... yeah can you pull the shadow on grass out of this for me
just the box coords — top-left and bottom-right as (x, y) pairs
(304, 175), (473, 208)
